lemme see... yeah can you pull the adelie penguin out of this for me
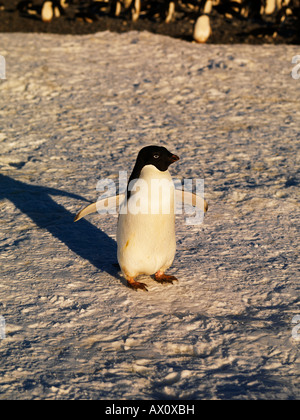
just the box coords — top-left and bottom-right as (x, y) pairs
(41, 0), (65, 22)
(75, 146), (208, 291)
(17, 0), (64, 20)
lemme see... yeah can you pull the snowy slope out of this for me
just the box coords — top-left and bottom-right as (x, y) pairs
(0, 31), (299, 399)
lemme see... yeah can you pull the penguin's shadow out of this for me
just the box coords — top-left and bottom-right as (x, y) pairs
(0, 174), (124, 285)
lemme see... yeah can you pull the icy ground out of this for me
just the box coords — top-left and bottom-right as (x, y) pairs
(0, 31), (299, 400)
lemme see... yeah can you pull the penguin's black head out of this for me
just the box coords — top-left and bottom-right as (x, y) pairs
(127, 146), (179, 199)
(135, 145), (179, 173)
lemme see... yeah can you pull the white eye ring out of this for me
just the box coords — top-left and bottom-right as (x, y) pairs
(153, 154), (160, 159)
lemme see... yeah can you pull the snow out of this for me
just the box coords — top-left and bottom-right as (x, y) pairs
(0, 31), (299, 400)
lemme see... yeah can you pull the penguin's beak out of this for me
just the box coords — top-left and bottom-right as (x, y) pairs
(170, 154), (179, 163)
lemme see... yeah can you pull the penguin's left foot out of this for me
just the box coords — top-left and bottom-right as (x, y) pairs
(154, 271), (178, 284)
(127, 277), (148, 292)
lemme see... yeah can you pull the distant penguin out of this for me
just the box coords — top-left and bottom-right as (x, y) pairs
(264, 0), (276, 15)
(114, 1), (122, 16)
(203, 0), (213, 14)
(41, 0), (63, 22)
(165, 1), (175, 23)
(131, 0), (140, 21)
(74, 146), (208, 291)
(41, 1), (54, 22)
(193, 15), (212, 43)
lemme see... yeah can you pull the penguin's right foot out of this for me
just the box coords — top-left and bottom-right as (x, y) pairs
(127, 277), (148, 292)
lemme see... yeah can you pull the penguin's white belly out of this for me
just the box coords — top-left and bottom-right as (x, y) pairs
(117, 212), (176, 278)
(117, 165), (176, 278)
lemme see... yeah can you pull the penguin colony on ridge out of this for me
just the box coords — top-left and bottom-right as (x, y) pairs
(15, 1), (296, 42)
(75, 146), (208, 291)
(17, 0), (68, 22)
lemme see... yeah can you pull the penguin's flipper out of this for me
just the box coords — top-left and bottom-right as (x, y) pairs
(74, 202), (97, 222)
(175, 189), (208, 213)
(74, 193), (126, 222)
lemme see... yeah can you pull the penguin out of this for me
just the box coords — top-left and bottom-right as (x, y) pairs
(264, 0), (277, 15)
(131, 0), (140, 22)
(165, 1), (175, 23)
(41, 1), (64, 22)
(41, 1), (54, 22)
(74, 145), (208, 291)
(193, 15), (212, 43)
(116, 145), (179, 291)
